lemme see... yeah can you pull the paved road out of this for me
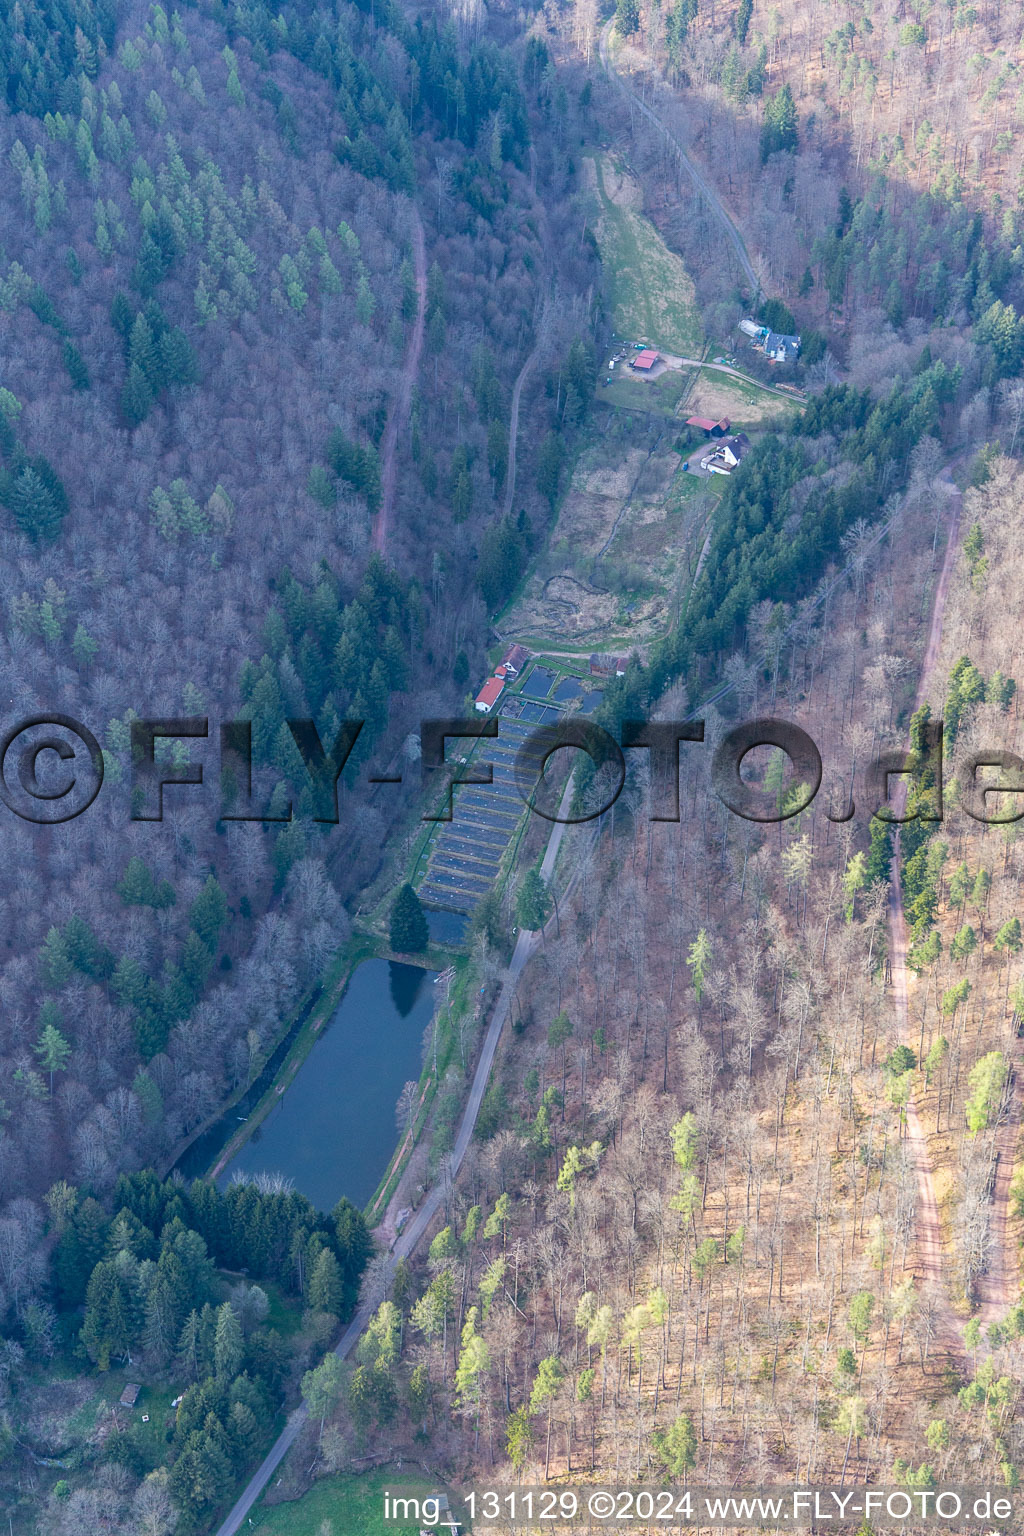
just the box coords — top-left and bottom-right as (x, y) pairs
(373, 211), (427, 554)
(599, 20), (762, 300)
(214, 787), (573, 1535)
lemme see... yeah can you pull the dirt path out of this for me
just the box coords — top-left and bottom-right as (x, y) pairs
(503, 306), (547, 519)
(661, 351), (804, 402)
(887, 467), (966, 1357)
(599, 20), (762, 300)
(372, 211), (426, 554)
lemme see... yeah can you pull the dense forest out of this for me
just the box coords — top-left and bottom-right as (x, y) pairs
(0, 0), (600, 1198)
(0, 0), (607, 1525)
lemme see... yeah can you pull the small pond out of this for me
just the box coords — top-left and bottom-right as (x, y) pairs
(521, 666), (556, 698)
(219, 959), (436, 1212)
(426, 907), (470, 947)
(552, 676), (585, 703)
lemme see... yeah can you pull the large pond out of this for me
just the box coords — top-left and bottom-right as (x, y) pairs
(219, 959), (436, 1212)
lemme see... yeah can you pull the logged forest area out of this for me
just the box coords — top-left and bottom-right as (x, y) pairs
(3, 0), (1024, 1532)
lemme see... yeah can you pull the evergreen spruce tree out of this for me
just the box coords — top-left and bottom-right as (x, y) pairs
(308, 1248), (343, 1317)
(121, 361), (153, 425)
(4, 463), (66, 541)
(615, 0), (642, 35)
(213, 1300), (244, 1380)
(516, 865), (551, 931)
(760, 84), (799, 162)
(390, 883), (428, 952)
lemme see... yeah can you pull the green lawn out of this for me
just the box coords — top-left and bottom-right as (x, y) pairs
(666, 467), (719, 506)
(590, 152), (703, 357)
(600, 365), (695, 417)
(261, 1280), (306, 1340)
(250, 1467), (406, 1534)
(685, 364), (804, 428)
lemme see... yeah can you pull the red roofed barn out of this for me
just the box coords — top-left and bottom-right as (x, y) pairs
(474, 676), (504, 713)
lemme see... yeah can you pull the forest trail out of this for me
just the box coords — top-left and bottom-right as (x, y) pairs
(503, 305), (548, 519)
(373, 210), (427, 554)
(888, 467), (966, 1359)
(598, 20), (762, 300)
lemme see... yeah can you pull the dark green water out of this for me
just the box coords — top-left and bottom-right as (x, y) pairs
(220, 959), (436, 1211)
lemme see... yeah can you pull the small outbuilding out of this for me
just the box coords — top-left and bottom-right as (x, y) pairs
(686, 415), (731, 437)
(631, 349), (659, 371)
(119, 1384), (141, 1408)
(474, 676), (504, 713)
(589, 654), (628, 678)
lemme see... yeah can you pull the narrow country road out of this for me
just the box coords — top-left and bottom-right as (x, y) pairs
(213, 786), (573, 1536)
(887, 467), (966, 1359)
(372, 210), (427, 554)
(598, 20), (763, 300)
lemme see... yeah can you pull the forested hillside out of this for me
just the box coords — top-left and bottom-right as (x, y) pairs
(548, 0), (1024, 366)
(7, 0), (1024, 1527)
(0, 0), (606, 1524)
(0, 0), (596, 1197)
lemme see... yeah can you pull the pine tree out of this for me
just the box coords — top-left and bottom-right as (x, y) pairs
(308, 1248), (343, 1317)
(62, 340), (90, 390)
(516, 866), (551, 931)
(615, 0), (642, 35)
(190, 875), (228, 950)
(160, 326), (198, 387)
(3, 464), (66, 541)
(118, 856), (159, 906)
(390, 883), (428, 952)
(536, 432), (564, 508)
(213, 1301), (244, 1380)
(760, 84), (799, 162)
(40, 927), (73, 989)
(121, 362), (153, 426)
(735, 0), (753, 44)
(72, 622), (98, 668)
(35, 1022), (71, 1092)
(487, 418), (508, 489)
(129, 312), (158, 378)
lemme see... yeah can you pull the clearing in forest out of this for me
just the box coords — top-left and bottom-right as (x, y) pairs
(505, 426), (718, 646)
(685, 366), (803, 428)
(586, 152), (704, 358)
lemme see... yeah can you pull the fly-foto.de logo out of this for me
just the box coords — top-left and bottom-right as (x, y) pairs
(0, 713), (1019, 827)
